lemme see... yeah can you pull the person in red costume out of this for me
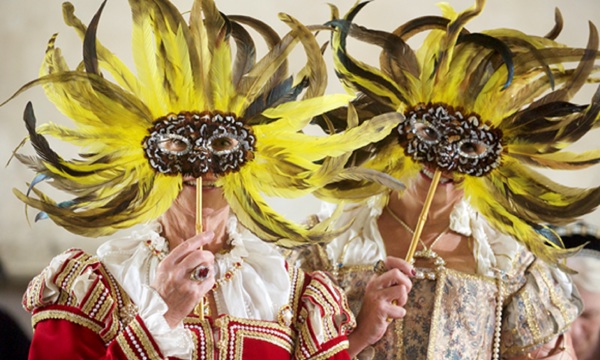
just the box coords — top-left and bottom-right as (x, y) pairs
(8, 0), (414, 359)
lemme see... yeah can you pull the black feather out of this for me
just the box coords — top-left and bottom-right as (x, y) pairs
(83, 0), (107, 75)
(544, 8), (564, 40)
(457, 32), (514, 89)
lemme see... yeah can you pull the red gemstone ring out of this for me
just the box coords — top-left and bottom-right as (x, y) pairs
(190, 265), (211, 282)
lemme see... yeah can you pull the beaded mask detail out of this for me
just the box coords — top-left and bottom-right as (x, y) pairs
(398, 103), (503, 177)
(144, 111), (256, 177)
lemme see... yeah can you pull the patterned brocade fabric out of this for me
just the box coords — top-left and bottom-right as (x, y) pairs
(501, 252), (582, 357)
(24, 248), (354, 360)
(288, 244), (581, 360)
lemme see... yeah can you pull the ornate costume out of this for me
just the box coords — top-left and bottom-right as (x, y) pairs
(25, 216), (355, 360)
(315, 0), (600, 266)
(7, 0), (399, 358)
(289, 196), (581, 360)
(289, 0), (599, 359)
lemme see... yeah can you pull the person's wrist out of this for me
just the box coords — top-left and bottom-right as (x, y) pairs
(347, 328), (371, 358)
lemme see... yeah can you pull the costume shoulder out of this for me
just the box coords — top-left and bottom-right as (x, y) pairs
(285, 244), (333, 273)
(500, 247), (583, 357)
(288, 266), (354, 360)
(23, 248), (136, 343)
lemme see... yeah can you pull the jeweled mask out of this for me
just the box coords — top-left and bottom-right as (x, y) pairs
(144, 111), (256, 177)
(397, 103), (503, 176)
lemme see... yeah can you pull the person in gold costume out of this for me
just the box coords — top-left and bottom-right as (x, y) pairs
(288, 1), (600, 359)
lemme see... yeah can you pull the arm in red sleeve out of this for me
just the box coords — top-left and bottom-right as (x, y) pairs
(29, 308), (165, 360)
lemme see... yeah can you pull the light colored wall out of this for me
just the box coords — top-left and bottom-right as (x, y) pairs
(1, 0), (599, 280)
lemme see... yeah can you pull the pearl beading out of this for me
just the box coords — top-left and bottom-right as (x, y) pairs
(125, 326), (148, 360)
(492, 270), (505, 360)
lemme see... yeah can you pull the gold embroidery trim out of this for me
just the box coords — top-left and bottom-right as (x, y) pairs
(298, 311), (319, 355)
(32, 309), (103, 334)
(502, 326), (574, 356)
(235, 329), (295, 354)
(426, 269), (446, 360)
(214, 316), (295, 358)
(82, 282), (108, 319)
(308, 340), (349, 360)
(116, 332), (138, 360)
(522, 289), (542, 342)
(535, 264), (569, 323)
(184, 317), (215, 360)
(129, 318), (162, 360)
(290, 267), (305, 318)
(305, 281), (340, 338)
(394, 317), (404, 360)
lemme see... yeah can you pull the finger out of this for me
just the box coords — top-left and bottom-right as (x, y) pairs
(180, 250), (215, 272)
(384, 303), (407, 321)
(375, 282), (409, 303)
(369, 268), (413, 292)
(384, 256), (415, 277)
(163, 230), (215, 265)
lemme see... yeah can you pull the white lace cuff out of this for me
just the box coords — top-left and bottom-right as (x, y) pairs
(137, 284), (194, 359)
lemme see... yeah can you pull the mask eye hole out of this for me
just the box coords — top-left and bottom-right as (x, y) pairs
(207, 135), (240, 155)
(157, 134), (192, 155)
(458, 139), (490, 158)
(413, 122), (441, 144)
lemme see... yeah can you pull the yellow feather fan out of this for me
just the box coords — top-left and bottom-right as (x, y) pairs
(5, 0), (403, 246)
(315, 0), (600, 266)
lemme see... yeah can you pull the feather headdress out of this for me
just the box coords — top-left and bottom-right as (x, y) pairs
(316, 0), (600, 265)
(6, 0), (403, 247)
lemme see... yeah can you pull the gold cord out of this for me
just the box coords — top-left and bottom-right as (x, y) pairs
(385, 205), (449, 252)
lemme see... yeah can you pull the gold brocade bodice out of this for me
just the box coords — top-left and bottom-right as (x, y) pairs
(337, 266), (498, 360)
(289, 243), (581, 360)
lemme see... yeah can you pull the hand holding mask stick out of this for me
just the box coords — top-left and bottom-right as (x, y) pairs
(388, 169), (442, 320)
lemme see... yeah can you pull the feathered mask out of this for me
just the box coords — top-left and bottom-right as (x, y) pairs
(316, 0), (600, 265)
(6, 0), (403, 246)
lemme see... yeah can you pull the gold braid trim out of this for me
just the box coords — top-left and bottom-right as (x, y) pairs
(289, 265), (306, 316)
(53, 250), (97, 306)
(213, 316), (295, 357)
(308, 340), (350, 360)
(23, 274), (45, 311)
(32, 309), (103, 334)
(521, 287), (543, 343)
(185, 317), (215, 360)
(115, 330), (138, 360)
(535, 263), (569, 323)
(116, 318), (163, 360)
(295, 271), (354, 358)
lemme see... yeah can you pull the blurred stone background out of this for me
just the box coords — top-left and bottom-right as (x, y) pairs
(1, 0), (599, 341)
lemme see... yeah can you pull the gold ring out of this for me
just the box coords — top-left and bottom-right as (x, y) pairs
(386, 299), (398, 323)
(373, 260), (387, 275)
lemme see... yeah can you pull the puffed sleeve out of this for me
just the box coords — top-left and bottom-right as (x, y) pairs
(500, 250), (583, 357)
(293, 269), (355, 360)
(23, 249), (173, 360)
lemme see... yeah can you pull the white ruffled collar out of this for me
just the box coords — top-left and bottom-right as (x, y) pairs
(321, 194), (521, 275)
(97, 215), (290, 321)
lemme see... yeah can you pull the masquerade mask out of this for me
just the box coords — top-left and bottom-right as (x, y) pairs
(144, 111), (256, 177)
(9, 0), (402, 244)
(398, 103), (503, 177)
(320, 0), (600, 268)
